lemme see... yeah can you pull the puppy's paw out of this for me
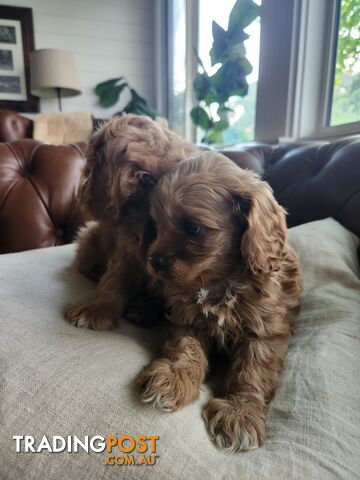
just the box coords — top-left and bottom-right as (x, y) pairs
(135, 359), (199, 412)
(65, 303), (114, 331)
(202, 396), (266, 452)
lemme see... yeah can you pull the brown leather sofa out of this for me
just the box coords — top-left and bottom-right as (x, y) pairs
(0, 129), (359, 254)
(0, 140), (87, 253)
(0, 110), (34, 143)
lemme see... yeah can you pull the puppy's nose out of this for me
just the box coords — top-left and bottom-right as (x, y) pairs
(149, 255), (167, 271)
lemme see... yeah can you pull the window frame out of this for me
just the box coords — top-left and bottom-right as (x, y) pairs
(159, 0), (198, 141)
(285, 0), (360, 141)
(160, 0), (360, 144)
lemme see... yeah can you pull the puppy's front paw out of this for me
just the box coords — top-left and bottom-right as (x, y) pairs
(65, 303), (114, 331)
(202, 396), (266, 452)
(135, 359), (200, 412)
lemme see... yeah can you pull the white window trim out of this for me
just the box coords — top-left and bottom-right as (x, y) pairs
(255, 0), (296, 142)
(154, 0), (169, 117)
(160, 0), (360, 144)
(284, 0), (360, 142)
(184, 0), (198, 142)
(159, 0), (198, 140)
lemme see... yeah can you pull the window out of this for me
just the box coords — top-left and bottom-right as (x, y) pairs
(329, 0), (360, 126)
(163, 0), (360, 144)
(198, 0), (261, 143)
(168, 0), (187, 137)
(166, 0), (261, 144)
(284, 0), (360, 141)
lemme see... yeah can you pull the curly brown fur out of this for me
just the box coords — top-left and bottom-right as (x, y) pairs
(65, 114), (197, 330)
(75, 221), (117, 281)
(134, 151), (301, 452)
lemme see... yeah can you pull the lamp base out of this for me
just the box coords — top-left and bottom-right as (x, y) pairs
(56, 87), (62, 112)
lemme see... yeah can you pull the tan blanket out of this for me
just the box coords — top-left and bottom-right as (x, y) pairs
(33, 112), (93, 144)
(0, 218), (359, 479)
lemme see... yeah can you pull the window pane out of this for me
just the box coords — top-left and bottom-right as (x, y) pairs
(169, 0), (186, 137)
(198, 0), (261, 144)
(330, 0), (360, 126)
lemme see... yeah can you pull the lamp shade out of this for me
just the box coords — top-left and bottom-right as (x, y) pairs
(30, 49), (81, 98)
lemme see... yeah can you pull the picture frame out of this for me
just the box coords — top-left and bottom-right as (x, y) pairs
(0, 5), (39, 112)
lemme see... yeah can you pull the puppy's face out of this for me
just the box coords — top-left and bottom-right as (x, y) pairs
(146, 154), (248, 288)
(146, 152), (287, 289)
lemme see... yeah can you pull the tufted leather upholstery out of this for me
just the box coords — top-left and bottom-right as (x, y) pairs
(0, 140), (87, 253)
(0, 110), (33, 143)
(219, 138), (360, 237)
(0, 136), (359, 254)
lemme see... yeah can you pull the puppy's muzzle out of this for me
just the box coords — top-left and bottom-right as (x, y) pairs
(148, 255), (168, 272)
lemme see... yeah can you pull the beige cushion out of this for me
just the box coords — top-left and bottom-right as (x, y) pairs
(33, 112), (93, 145)
(0, 218), (359, 479)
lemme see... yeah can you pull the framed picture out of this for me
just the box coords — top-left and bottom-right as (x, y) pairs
(0, 6), (39, 112)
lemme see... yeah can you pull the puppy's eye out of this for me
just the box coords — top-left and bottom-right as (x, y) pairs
(183, 220), (201, 237)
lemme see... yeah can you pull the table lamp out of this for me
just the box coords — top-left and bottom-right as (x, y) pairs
(30, 49), (81, 111)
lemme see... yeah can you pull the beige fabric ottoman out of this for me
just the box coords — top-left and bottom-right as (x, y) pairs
(0, 218), (359, 480)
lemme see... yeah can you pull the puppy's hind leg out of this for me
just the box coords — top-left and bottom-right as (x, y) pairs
(76, 221), (116, 281)
(66, 242), (146, 331)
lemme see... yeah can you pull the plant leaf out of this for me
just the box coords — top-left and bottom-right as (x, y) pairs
(232, 80), (249, 97)
(227, 42), (247, 62)
(190, 106), (213, 129)
(95, 77), (126, 96)
(228, 28), (249, 44)
(129, 88), (147, 104)
(228, 0), (260, 32)
(194, 73), (211, 101)
(210, 21), (228, 66)
(211, 61), (250, 101)
(124, 89), (157, 118)
(203, 89), (220, 105)
(99, 83), (128, 107)
(214, 105), (230, 131)
(205, 130), (224, 144)
(239, 56), (253, 75)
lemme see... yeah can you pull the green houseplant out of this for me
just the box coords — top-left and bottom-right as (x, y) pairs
(94, 77), (157, 118)
(191, 0), (260, 143)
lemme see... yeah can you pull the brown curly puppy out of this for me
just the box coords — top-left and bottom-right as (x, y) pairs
(65, 114), (197, 330)
(135, 151), (301, 452)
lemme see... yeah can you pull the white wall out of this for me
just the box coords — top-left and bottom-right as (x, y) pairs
(5, 0), (155, 117)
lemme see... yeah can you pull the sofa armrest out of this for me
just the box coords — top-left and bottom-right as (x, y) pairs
(0, 109), (33, 143)
(0, 139), (88, 254)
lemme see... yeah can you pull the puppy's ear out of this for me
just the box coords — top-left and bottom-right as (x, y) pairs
(116, 168), (156, 202)
(233, 178), (287, 275)
(109, 166), (156, 221)
(81, 133), (157, 223)
(79, 135), (116, 223)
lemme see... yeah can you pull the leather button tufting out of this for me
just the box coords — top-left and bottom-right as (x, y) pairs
(0, 139), (88, 254)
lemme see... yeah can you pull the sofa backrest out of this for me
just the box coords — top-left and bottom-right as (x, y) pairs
(0, 136), (359, 254)
(218, 137), (360, 238)
(0, 140), (87, 253)
(0, 110), (33, 143)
